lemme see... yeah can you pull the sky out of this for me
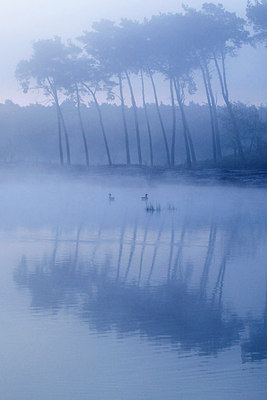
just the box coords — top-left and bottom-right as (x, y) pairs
(0, 0), (266, 106)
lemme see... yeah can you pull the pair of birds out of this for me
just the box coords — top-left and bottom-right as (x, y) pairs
(108, 193), (148, 201)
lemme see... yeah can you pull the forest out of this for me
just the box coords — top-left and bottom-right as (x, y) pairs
(3, 1), (267, 169)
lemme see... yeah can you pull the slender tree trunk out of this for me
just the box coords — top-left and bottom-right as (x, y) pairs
(55, 104), (64, 165)
(175, 79), (196, 164)
(213, 52), (246, 165)
(149, 69), (170, 165)
(48, 80), (63, 165)
(83, 83), (112, 166)
(186, 124), (197, 164)
(118, 73), (131, 165)
(58, 106), (71, 165)
(200, 62), (217, 164)
(170, 78), (177, 166)
(75, 84), (89, 167)
(173, 79), (192, 168)
(125, 71), (142, 165)
(141, 70), (153, 166)
(91, 92), (112, 166)
(203, 60), (222, 159)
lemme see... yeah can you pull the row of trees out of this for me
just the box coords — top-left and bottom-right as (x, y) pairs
(15, 1), (267, 168)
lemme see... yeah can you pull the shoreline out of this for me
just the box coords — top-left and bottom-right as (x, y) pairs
(1, 161), (267, 187)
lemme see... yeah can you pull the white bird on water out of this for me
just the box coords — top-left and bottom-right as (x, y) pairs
(108, 193), (115, 201)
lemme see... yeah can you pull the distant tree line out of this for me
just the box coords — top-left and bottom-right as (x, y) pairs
(1, 100), (266, 167)
(12, 1), (267, 169)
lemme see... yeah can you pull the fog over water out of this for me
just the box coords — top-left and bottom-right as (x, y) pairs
(0, 168), (267, 399)
(1, 0), (267, 397)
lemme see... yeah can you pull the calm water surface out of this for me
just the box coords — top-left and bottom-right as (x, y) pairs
(0, 171), (267, 399)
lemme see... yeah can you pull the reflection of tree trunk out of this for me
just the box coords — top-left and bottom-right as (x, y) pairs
(147, 223), (164, 283)
(172, 224), (186, 280)
(124, 223), (138, 282)
(51, 226), (60, 267)
(213, 52), (245, 165)
(212, 255), (226, 308)
(126, 71), (142, 165)
(75, 84), (89, 167)
(211, 224), (236, 307)
(264, 283), (267, 328)
(170, 78), (177, 166)
(138, 220), (150, 286)
(116, 222), (126, 281)
(119, 73), (131, 165)
(141, 70), (153, 166)
(73, 225), (82, 271)
(85, 85), (112, 165)
(149, 69), (170, 165)
(167, 223), (175, 281)
(90, 227), (102, 267)
(200, 224), (217, 297)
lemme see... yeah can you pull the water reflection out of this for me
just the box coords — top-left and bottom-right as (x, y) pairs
(241, 286), (267, 362)
(14, 209), (265, 360)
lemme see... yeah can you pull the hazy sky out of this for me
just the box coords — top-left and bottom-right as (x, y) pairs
(1, 0), (266, 105)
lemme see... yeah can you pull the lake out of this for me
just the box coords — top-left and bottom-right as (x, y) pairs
(1, 168), (267, 399)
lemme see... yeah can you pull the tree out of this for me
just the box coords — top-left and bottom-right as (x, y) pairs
(16, 37), (73, 165)
(57, 48), (91, 167)
(146, 13), (198, 167)
(80, 64), (113, 166)
(79, 20), (143, 165)
(181, 6), (222, 164)
(200, 3), (249, 165)
(247, 0), (267, 46)
(220, 102), (267, 160)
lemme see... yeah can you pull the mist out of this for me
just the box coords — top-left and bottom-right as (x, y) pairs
(1, 1), (267, 399)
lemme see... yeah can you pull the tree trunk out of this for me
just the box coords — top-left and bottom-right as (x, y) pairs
(55, 104), (64, 165)
(149, 69), (170, 165)
(203, 60), (222, 160)
(175, 79), (196, 164)
(91, 92), (112, 166)
(57, 106), (71, 165)
(83, 83), (112, 166)
(141, 70), (153, 166)
(213, 52), (246, 165)
(173, 79), (192, 168)
(200, 62), (217, 164)
(48, 80), (64, 165)
(170, 78), (177, 166)
(119, 73), (131, 165)
(75, 84), (89, 167)
(125, 71), (142, 165)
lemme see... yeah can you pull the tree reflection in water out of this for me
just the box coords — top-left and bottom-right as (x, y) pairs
(241, 285), (267, 362)
(13, 215), (255, 359)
